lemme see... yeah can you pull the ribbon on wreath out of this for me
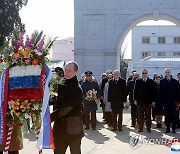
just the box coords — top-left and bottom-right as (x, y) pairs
(0, 68), (9, 144)
(37, 65), (54, 150)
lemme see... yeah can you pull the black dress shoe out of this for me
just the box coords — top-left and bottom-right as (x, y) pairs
(92, 128), (96, 130)
(147, 129), (151, 133)
(137, 129), (143, 133)
(84, 127), (90, 130)
(172, 130), (176, 133)
(165, 130), (170, 133)
(118, 128), (123, 131)
(111, 128), (117, 131)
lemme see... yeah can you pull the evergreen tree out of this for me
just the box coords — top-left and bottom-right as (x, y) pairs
(0, 0), (28, 46)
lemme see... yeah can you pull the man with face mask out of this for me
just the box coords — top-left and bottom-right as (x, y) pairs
(160, 68), (179, 133)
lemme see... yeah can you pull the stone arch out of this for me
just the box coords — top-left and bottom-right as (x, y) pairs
(115, 13), (180, 52)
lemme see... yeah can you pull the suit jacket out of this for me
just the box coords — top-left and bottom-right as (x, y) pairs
(160, 77), (179, 105)
(127, 79), (136, 102)
(134, 78), (155, 105)
(108, 78), (127, 109)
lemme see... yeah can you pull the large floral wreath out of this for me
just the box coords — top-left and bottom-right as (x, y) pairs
(0, 31), (56, 152)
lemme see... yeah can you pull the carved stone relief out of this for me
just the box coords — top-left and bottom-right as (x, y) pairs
(84, 15), (104, 49)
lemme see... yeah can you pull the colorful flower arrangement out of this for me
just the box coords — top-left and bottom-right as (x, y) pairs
(85, 89), (100, 104)
(0, 30), (56, 152)
(7, 99), (42, 126)
(6, 64), (45, 127)
(1, 30), (56, 67)
(0, 30), (56, 126)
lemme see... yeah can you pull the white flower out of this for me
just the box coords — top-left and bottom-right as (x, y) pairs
(25, 113), (31, 119)
(9, 65), (41, 77)
(34, 49), (42, 56)
(8, 101), (12, 110)
(10, 110), (14, 118)
(34, 104), (39, 110)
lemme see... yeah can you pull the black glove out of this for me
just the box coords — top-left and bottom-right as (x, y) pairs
(50, 110), (58, 122)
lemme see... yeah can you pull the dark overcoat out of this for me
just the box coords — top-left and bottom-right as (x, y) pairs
(81, 80), (100, 112)
(134, 78), (155, 105)
(108, 78), (127, 110)
(160, 77), (179, 105)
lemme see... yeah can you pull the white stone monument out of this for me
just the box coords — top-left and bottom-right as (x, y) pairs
(74, 0), (180, 81)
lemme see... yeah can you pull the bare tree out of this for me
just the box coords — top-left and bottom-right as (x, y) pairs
(120, 43), (128, 80)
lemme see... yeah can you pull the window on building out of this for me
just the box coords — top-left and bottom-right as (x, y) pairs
(142, 37), (150, 44)
(173, 52), (180, 56)
(142, 52), (150, 59)
(174, 37), (180, 44)
(158, 37), (165, 44)
(158, 52), (166, 56)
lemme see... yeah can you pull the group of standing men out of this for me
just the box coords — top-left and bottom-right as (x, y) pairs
(49, 62), (180, 154)
(79, 68), (180, 135)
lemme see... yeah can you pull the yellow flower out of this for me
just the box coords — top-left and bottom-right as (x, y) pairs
(13, 52), (22, 59)
(20, 100), (31, 112)
(31, 108), (35, 111)
(11, 100), (20, 111)
(21, 48), (31, 58)
(15, 112), (21, 117)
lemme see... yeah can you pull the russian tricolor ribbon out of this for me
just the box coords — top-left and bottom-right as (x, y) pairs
(37, 65), (54, 150)
(0, 68), (9, 144)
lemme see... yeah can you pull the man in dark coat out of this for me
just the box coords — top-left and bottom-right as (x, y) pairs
(81, 71), (100, 130)
(99, 73), (108, 121)
(108, 70), (127, 131)
(160, 68), (179, 133)
(176, 73), (180, 128)
(127, 72), (138, 127)
(51, 61), (84, 154)
(134, 69), (155, 133)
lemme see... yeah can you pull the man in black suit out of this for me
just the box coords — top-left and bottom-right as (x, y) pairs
(108, 70), (127, 131)
(160, 68), (179, 133)
(127, 72), (138, 127)
(176, 73), (180, 128)
(134, 69), (155, 133)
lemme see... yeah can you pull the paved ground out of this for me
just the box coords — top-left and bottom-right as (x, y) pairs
(21, 111), (180, 154)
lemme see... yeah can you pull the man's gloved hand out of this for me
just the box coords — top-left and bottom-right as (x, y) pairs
(50, 110), (58, 122)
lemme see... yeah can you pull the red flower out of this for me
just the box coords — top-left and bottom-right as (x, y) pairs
(0, 58), (3, 63)
(14, 49), (18, 53)
(19, 123), (23, 126)
(32, 59), (39, 65)
(31, 51), (36, 56)
(40, 55), (44, 60)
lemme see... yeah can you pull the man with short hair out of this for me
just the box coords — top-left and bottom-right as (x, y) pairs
(176, 73), (180, 128)
(134, 69), (155, 133)
(108, 70), (127, 131)
(51, 61), (84, 154)
(160, 68), (179, 133)
(127, 72), (138, 127)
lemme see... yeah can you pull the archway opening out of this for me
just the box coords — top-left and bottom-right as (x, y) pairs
(119, 19), (179, 79)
